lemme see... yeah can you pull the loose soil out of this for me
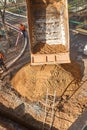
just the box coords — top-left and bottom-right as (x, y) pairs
(1, 2), (87, 129)
(32, 43), (67, 54)
(11, 61), (87, 130)
(11, 62), (81, 101)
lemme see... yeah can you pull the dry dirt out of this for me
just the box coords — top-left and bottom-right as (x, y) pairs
(0, 32), (87, 129)
(11, 27), (87, 129)
(11, 62), (81, 101)
(32, 43), (67, 54)
(0, 1), (87, 129)
(11, 61), (87, 130)
(1, 29), (87, 129)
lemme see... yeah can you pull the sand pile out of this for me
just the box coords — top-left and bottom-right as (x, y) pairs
(32, 43), (67, 54)
(11, 62), (81, 101)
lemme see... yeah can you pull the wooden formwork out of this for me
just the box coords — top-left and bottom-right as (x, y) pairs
(26, 0), (70, 65)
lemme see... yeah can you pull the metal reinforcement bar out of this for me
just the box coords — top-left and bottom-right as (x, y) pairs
(5, 10), (27, 18)
(7, 37), (27, 68)
(0, 20), (28, 78)
(0, 21), (28, 66)
(69, 20), (87, 26)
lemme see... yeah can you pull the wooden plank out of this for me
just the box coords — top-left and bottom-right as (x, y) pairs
(76, 28), (87, 35)
(31, 53), (70, 65)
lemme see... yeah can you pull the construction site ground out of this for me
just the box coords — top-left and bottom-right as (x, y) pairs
(0, 29), (87, 130)
(0, 10), (87, 130)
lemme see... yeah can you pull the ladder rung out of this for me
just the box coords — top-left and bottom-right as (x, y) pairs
(66, 90), (75, 91)
(46, 112), (52, 116)
(45, 120), (51, 124)
(66, 89), (78, 92)
(48, 93), (54, 96)
(46, 116), (51, 120)
(39, 100), (51, 108)
(43, 89), (56, 130)
(47, 99), (54, 103)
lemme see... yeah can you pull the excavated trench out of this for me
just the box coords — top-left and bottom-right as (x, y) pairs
(1, 20), (87, 130)
(11, 30), (87, 129)
(0, 36), (87, 130)
(1, 1), (87, 129)
(1, 29), (87, 130)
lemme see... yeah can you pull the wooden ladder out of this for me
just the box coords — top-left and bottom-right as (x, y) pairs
(43, 89), (56, 130)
